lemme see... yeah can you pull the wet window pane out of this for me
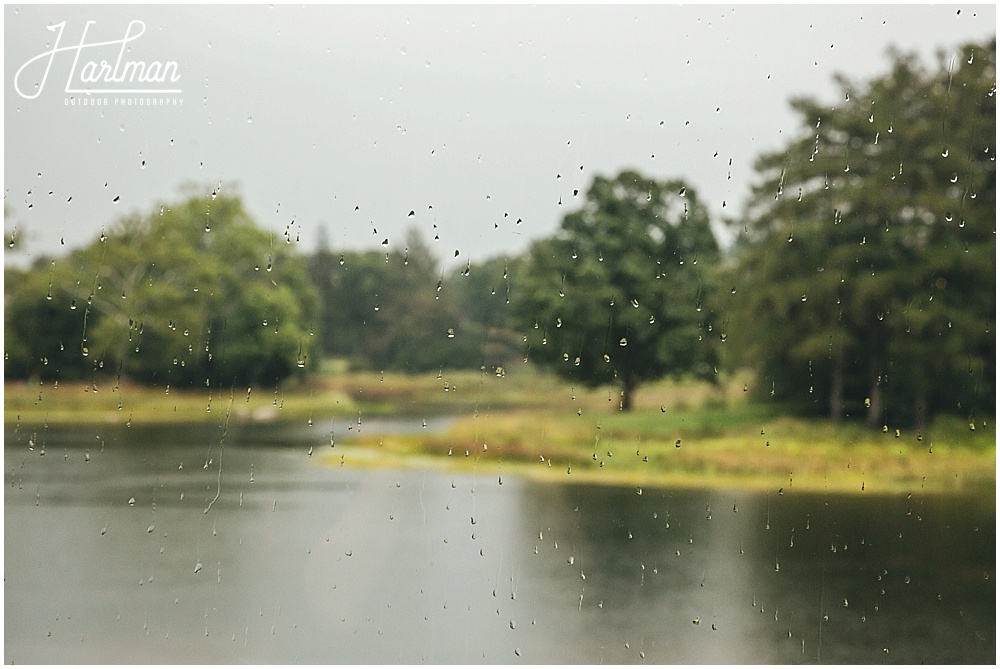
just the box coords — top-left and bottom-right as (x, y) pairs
(5, 5), (995, 663)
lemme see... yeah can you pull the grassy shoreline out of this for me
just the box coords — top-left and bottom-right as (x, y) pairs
(321, 407), (995, 496)
(5, 371), (995, 496)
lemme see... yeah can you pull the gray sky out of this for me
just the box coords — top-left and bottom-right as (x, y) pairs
(4, 4), (996, 269)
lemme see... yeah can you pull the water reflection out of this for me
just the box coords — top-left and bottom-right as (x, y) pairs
(5, 423), (994, 663)
(524, 483), (995, 663)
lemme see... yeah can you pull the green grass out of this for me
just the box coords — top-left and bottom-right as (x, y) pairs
(5, 368), (994, 495)
(4, 378), (357, 425)
(335, 403), (994, 496)
(4, 366), (724, 424)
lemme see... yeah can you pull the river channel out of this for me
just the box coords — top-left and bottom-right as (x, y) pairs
(5, 420), (994, 663)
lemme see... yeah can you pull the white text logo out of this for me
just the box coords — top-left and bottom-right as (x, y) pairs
(15, 20), (182, 99)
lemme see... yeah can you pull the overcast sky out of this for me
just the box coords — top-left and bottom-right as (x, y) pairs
(4, 3), (996, 269)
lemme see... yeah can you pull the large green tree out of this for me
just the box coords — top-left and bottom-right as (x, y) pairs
(515, 170), (720, 410)
(726, 39), (995, 427)
(5, 189), (318, 387)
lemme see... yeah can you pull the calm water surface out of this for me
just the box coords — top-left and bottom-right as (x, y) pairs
(5, 421), (995, 663)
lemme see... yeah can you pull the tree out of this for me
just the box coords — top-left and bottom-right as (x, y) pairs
(5, 188), (318, 387)
(307, 226), (341, 358)
(726, 40), (995, 428)
(312, 228), (483, 372)
(5, 261), (91, 380)
(448, 254), (524, 373)
(514, 170), (720, 410)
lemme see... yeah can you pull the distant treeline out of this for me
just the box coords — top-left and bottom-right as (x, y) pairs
(307, 228), (523, 375)
(6, 38), (994, 427)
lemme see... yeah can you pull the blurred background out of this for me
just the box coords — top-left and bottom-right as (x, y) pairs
(4, 4), (995, 664)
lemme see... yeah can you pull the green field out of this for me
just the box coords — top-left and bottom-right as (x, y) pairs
(5, 368), (994, 496)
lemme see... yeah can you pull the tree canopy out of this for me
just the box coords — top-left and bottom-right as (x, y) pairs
(724, 39), (995, 427)
(308, 228), (485, 373)
(5, 190), (318, 387)
(514, 170), (721, 409)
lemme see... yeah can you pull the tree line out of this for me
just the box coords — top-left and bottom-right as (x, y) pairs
(6, 39), (994, 427)
(725, 39), (995, 428)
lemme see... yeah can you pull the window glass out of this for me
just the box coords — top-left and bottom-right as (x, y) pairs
(5, 5), (994, 663)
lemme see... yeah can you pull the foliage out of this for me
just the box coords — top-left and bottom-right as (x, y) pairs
(447, 254), (525, 373)
(725, 40), (996, 427)
(513, 170), (721, 409)
(5, 190), (318, 386)
(5, 264), (88, 379)
(309, 229), (483, 372)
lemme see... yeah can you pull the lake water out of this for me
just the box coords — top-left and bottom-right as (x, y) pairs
(5, 421), (995, 663)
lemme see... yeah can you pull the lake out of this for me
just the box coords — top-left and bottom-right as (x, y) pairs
(5, 420), (995, 663)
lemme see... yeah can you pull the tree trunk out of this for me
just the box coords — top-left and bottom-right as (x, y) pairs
(914, 386), (929, 433)
(866, 371), (883, 429)
(620, 379), (637, 411)
(829, 362), (844, 422)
